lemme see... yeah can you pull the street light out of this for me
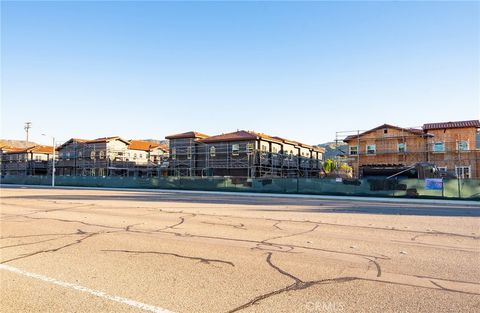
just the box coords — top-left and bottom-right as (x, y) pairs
(42, 134), (55, 187)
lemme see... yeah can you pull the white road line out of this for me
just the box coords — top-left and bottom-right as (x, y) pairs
(0, 264), (175, 313)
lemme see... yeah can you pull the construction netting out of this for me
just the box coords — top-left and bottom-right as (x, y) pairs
(1, 175), (479, 200)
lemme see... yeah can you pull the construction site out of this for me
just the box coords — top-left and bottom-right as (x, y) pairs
(338, 121), (480, 178)
(1, 137), (170, 178)
(166, 130), (325, 179)
(2, 120), (479, 179)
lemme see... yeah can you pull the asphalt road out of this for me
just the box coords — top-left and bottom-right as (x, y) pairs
(1, 187), (479, 312)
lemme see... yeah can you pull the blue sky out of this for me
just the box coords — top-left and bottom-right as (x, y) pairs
(1, 1), (479, 145)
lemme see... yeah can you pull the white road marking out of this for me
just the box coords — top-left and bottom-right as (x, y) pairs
(0, 264), (175, 313)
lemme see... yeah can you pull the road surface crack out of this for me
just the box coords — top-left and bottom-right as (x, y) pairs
(101, 249), (235, 267)
(227, 252), (356, 312)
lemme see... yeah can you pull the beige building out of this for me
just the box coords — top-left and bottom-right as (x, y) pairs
(127, 140), (168, 165)
(1, 145), (55, 176)
(55, 137), (169, 177)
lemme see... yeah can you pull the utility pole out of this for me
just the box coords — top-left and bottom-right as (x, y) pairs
(24, 122), (32, 146)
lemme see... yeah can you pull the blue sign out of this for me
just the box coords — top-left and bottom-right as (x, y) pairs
(425, 178), (443, 190)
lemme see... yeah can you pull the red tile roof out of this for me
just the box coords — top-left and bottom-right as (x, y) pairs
(423, 120), (480, 130)
(128, 140), (161, 152)
(5, 145), (54, 154)
(343, 124), (426, 141)
(199, 130), (324, 152)
(199, 130), (258, 143)
(165, 131), (209, 140)
(32, 145), (55, 154)
(0, 145), (23, 152)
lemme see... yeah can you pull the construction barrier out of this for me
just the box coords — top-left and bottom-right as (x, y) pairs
(1, 175), (479, 200)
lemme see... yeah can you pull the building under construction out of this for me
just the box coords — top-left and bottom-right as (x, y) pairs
(1, 145), (55, 176)
(166, 130), (325, 178)
(54, 137), (169, 177)
(340, 120), (480, 178)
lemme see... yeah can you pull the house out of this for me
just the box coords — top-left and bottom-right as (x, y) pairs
(165, 130), (324, 178)
(1, 145), (55, 176)
(1, 145), (22, 176)
(55, 138), (89, 176)
(165, 131), (210, 177)
(343, 120), (480, 178)
(423, 120), (480, 178)
(127, 140), (168, 165)
(56, 137), (170, 177)
(56, 136), (130, 176)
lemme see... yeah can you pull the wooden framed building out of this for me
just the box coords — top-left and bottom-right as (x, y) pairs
(1, 145), (55, 176)
(166, 130), (324, 178)
(423, 120), (480, 178)
(343, 120), (480, 178)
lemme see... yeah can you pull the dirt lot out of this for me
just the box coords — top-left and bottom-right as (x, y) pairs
(1, 187), (479, 312)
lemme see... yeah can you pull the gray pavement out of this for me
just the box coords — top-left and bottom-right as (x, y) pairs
(1, 187), (479, 312)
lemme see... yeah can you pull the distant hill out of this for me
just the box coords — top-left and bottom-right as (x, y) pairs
(316, 141), (348, 160)
(0, 139), (38, 148)
(141, 139), (169, 146)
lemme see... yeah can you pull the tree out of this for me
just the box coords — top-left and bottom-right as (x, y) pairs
(323, 159), (335, 174)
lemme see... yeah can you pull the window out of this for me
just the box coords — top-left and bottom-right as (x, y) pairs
(133, 153), (137, 160)
(383, 128), (388, 134)
(246, 143), (254, 154)
(35, 155), (41, 161)
(59, 152), (64, 159)
(99, 151), (105, 159)
(231, 144), (239, 156)
(171, 148), (176, 160)
(78, 151), (82, 159)
(437, 166), (447, 172)
(433, 142), (445, 152)
(187, 146), (192, 159)
(349, 146), (358, 155)
(455, 166), (471, 179)
(272, 147), (278, 154)
(66, 152), (70, 160)
(366, 145), (376, 155)
(261, 144), (268, 152)
(398, 143), (406, 153)
(210, 146), (216, 157)
(457, 140), (468, 151)
(90, 151), (96, 159)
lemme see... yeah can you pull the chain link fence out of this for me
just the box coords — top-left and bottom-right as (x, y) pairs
(1, 175), (479, 200)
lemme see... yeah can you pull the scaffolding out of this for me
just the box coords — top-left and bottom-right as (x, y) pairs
(336, 126), (480, 178)
(168, 139), (323, 178)
(54, 141), (169, 178)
